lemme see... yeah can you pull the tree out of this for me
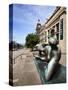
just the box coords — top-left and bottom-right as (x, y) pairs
(25, 33), (40, 50)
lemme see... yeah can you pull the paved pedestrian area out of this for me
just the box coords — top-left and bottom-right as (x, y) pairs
(11, 49), (41, 86)
(9, 48), (66, 86)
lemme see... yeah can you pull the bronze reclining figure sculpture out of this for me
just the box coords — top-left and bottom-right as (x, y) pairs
(35, 35), (61, 81)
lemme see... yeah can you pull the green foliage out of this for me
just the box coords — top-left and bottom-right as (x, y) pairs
(25, 33), (39, 49)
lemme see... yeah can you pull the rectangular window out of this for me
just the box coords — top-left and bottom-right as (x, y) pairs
(56, 23), (59, 40)
(60, 19), (63, 40)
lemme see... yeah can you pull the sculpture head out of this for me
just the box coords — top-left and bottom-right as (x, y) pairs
(49, 35), (58, 46)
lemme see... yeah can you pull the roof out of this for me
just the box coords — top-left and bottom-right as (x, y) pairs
(45, 6), (61, 24)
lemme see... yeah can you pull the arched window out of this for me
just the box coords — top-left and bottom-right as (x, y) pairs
(51, 29), (55, 37)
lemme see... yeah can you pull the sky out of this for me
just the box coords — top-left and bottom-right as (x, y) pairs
(9, 4), (56, 44)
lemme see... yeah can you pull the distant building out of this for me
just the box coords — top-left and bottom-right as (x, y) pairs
(36, 19), (41, 35)
(36, 7), (66, 53)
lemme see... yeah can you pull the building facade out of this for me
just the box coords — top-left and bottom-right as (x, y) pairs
(36, 7), (66, 53)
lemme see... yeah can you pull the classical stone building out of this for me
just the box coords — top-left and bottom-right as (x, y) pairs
(36, 7), (66, 53)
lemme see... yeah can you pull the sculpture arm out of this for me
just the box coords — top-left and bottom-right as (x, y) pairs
(45, 57), (57, 80)
(45, 49), (61, 81)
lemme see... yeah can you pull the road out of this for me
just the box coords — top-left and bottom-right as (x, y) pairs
(10, 48), (41, 86)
